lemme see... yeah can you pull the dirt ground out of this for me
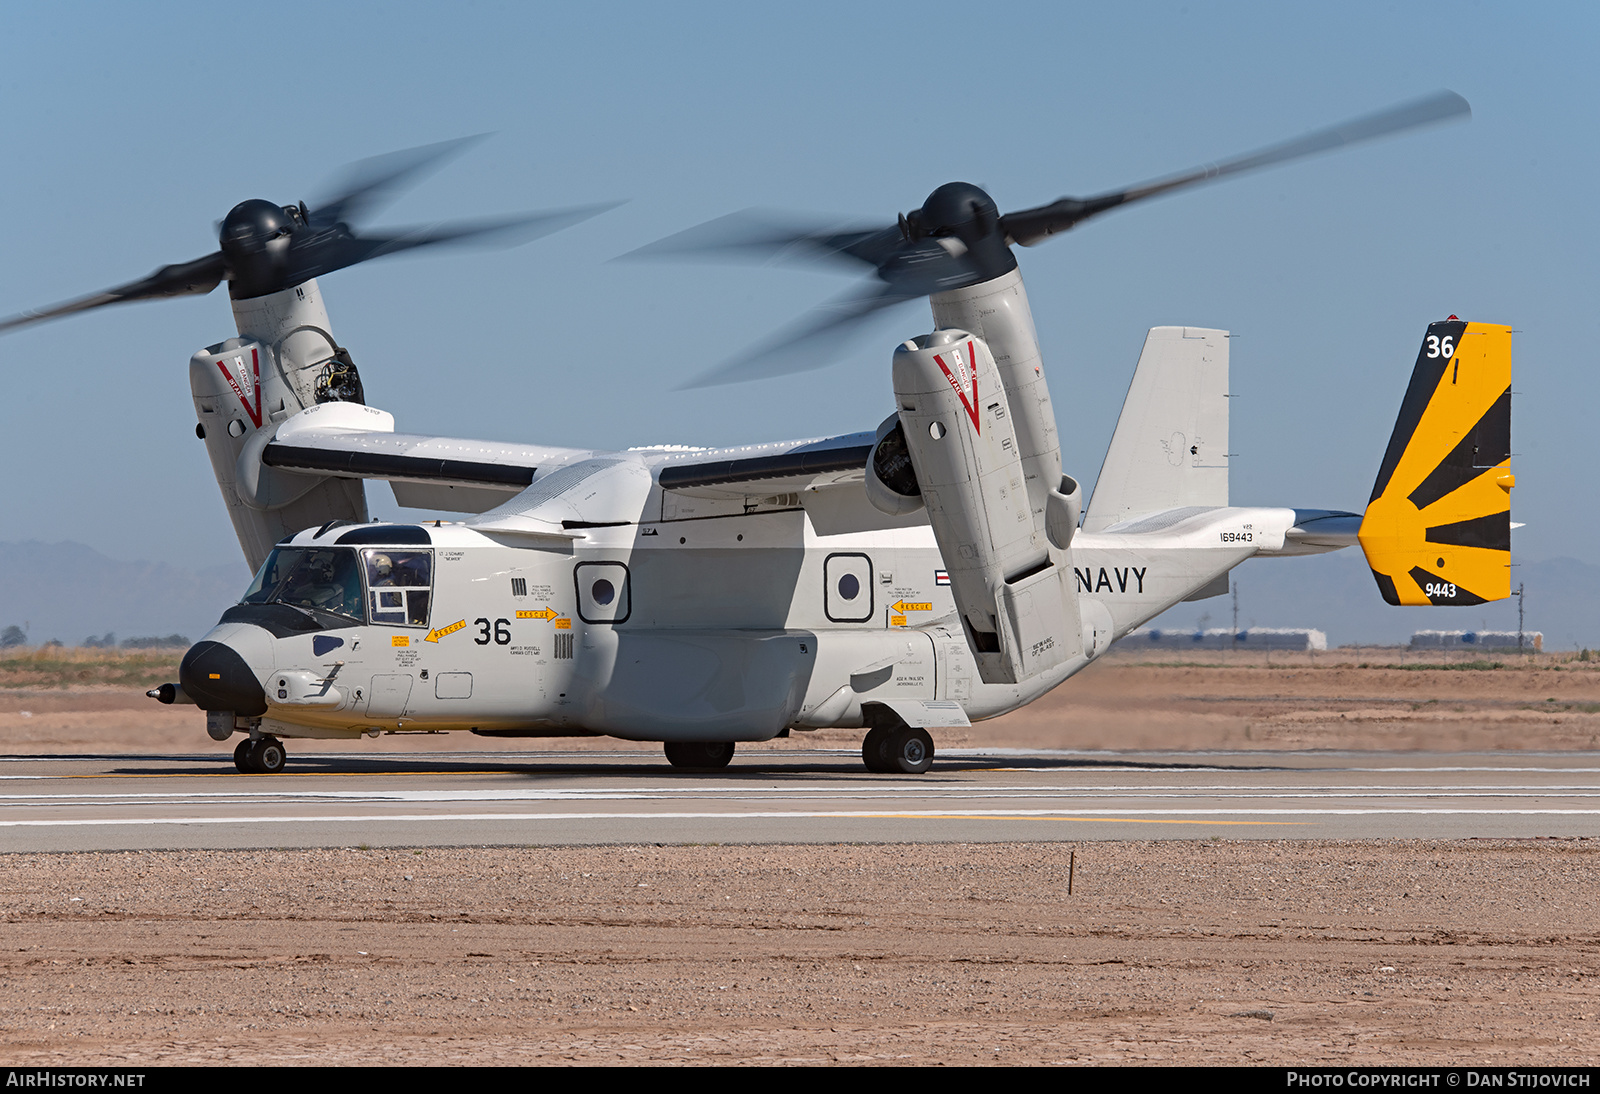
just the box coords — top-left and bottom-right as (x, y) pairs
(1, 841), (1596, 1066)
(2, 650), (1598, 1065)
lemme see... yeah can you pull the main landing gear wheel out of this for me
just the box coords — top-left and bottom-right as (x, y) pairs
(663, 740), (735, 769)
(861, 725), (894, 773)
(888, 726), (934, 774)
(234, 736), (288, 774)
(253, 736), (287, 773)
(862, 725), (934, 775)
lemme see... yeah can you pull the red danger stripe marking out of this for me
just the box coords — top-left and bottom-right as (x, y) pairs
(216, 348), (263, 429)
(932, 340), (981, 433)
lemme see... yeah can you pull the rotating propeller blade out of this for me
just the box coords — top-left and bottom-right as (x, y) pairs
(661, 224), (994, 387)
(309, 134), (489, 231)
(681, 283), (924, 389)
(0, 138), (623, 334)
(1002, 90), (1470, 246)
(277, 203), (626, 288)
(622, 210), (906, 273)
(637, 90), (1470, 387)
(0, 252), (226, 335)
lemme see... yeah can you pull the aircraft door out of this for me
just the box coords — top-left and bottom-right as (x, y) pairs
(824, 552), (874, 623)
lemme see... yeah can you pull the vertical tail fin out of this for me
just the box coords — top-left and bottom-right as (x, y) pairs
(1081, 326), (1229, 532)
(1358, 319), (1512, 605)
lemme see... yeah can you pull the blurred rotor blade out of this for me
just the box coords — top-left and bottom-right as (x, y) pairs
(309, 135), (489, 229)
(0, 251), (226, 335)
(1003, 90), (1471, 246)
(872, 235), (991, 297)
(282, 201), (625, 285)
(628, 211), (985, 292)
(622, 209), (904, 273)
(679, 283), (922, 389)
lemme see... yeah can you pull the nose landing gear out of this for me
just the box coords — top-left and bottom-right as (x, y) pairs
(233, 735), (288, 774)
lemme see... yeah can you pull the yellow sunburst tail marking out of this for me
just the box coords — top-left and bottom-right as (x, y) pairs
(1358, 320), (1512, 606)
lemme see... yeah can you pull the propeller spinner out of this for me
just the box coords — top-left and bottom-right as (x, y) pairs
(0, 136), (621, 334)
(631, 90), (1470, 387)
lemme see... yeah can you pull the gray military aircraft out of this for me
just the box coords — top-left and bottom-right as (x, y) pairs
(3, 94), (1512, 775)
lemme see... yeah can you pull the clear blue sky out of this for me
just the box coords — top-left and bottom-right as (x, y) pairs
(0, 1), (1593, 576)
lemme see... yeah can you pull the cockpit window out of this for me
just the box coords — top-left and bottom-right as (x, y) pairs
(242, 548), (364, 622)
(363, 549), (433, 627)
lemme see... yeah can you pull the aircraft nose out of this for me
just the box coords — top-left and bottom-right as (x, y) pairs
(180, 640), (268, 716)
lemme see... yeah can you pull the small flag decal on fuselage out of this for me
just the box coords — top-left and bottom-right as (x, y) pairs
(935, 570), (950, 586)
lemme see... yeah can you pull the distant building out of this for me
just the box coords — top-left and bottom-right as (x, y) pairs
(1132, 627), (1328, 651)
(1410, 629), (1542, 652)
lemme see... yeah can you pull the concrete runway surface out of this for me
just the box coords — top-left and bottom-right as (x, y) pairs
(2, 747), (1598, 850)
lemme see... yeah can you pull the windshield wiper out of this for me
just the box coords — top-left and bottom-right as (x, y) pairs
(308, 605), (365, 626)
(276, 603), (324, 626)
(259, 601), (360, 628)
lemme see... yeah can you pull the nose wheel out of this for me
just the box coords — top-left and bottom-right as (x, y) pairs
(233, 735), (288, 774)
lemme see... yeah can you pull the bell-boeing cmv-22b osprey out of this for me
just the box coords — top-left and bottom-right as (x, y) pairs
(0, 92), (1514, 775)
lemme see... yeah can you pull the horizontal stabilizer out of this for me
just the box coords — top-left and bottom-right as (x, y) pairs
(1359, 320), (1512, 605)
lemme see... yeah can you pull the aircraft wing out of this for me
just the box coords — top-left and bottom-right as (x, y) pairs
(258, 403), (877, 514)
(262, 402), (597, 513)
(644, 430), (876, 500)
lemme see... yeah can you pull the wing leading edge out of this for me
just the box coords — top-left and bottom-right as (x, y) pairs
(647, 431), (875, 500)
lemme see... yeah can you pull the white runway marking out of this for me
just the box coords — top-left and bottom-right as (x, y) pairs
(3, 790), (1600, 815)
(3, 807), (1600, 829)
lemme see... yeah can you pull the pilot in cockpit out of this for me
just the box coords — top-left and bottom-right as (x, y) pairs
(366, 551), (429, 588)
(369, 553), (395, 584)
(283, 551), (363, 619)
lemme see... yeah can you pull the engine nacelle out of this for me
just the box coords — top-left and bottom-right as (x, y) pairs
(864, 413), (924, 516)
(931, 267), (1062, 524)
(190, 280), (370, 571)
(892, 330), (1082, 684)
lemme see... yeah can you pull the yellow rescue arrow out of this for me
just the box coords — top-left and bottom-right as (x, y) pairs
(516, 607), (563, 621)
(424, 619), (469, 644)
(891, 600), (932, 613)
